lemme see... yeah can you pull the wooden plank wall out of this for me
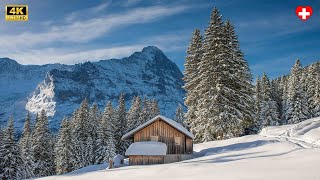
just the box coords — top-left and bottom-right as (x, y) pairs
(129, 156), (164, 165)
(133, 119), (193, 154)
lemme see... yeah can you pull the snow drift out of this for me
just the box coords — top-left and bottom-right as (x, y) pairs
(37, 116), (320, 180)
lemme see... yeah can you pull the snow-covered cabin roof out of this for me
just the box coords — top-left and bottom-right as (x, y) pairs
(122, 115), (194, 140)
(125, 141), (167, 156)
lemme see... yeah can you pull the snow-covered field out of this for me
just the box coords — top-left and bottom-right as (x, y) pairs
(37, 117), (320, 180)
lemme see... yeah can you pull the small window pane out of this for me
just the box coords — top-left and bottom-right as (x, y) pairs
(175, 137), (181, 145)
(151, 136), (158, 141)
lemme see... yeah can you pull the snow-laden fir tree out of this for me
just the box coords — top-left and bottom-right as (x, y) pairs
(55, 118), (72, 174)
(183, 28), (203, 134)
(193, 7), (226, 142)
(126, 96), (142, 131)
(140, 97), (151, 124)
(254, 77), (262, 131)
(280, 75), (289, 124)
(306, 62), (320, 117)
(286, 60), (309, 124)
(88, 103), (99, 164)
(95, 110), (108, 164)
(104, 101), (117, 160)
(191, 8), (254, 142)
(259, 73), (280, 127)
(0, 117), (33, 179)
(270, 77), (283, 123)
(70, 99), (92, 169)
(175, 104), (187, 128)
(96, 101), (114, 163)
(149, 99), (160, 118)
(31, 110), (55, 177)
(114, 94), (127, 155)
(18, 112), (34, 176)
(224, 19), (254, 135)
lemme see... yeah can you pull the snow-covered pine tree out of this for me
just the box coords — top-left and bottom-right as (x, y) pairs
(55, 118), (72, 174)
(313, 63), (320, 116)
(104, 101), (117, 160)
(70, 99), (91, 169)
(95, 101), (114, 163)
(183, 28), (203, 134)
(31, 110), (55, 177)
(175, 104), (186, 127)
(149, 99), (160, 118)
(281, 75), (289, 124)
(126, 96), (142, 131)
(88, 103), (99, 164)
(95, 111), (108, 164)
(0, 117), (33, 179)
(270, 78), (283, 123)
(254, 77), (262, 131)
(114, 94), (127, 155)
(224, 19), (254, 136)
(193, 7), (226, 142)
(287, 60), (309, 124)
(140, 97), (151, 124)
(306, 62), (320, 117)
(19, 112), (34, 177)
(259, 73), (280, 127)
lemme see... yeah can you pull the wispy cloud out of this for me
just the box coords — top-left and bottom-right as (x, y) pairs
(0, 3), (193, 64)
(0, 5), (190, 49)
(123, 0), (143, 7)
(6, 45), (146, 65)
(65, 1), (112, 22)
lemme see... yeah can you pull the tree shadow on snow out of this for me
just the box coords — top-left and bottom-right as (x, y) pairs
(184, 149), (299, 164)
(193, 140), (278, 158)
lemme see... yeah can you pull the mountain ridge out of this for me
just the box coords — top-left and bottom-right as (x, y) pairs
(0, 46), (185, 132)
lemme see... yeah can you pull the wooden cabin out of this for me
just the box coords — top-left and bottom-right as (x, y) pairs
(122, 115), (194, 165)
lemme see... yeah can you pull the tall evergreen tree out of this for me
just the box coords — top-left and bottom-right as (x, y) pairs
(190, 8), (254, 142)
(306, 63), (320, 117)
(224, 19), (255, 135)
(183, 28), (203, 133)
(175, 104), (186, 127)
(0, 117), (33, 179)
(31, 110), (55, 177)
(96, 101), (114, 163)
(140, 97), (151, 124)
(104, 101), (116, 160)
(193, 7), (226, 142)
(127, 96), (142, 131)
(88, 103), (99, 164)
(259, 73), (280, 127)
(287, 60), (309, 124)
(55, 118), (72, 174)
(114, 94), (127, 155)
(254, 77), (262, 131)
(19, 112), (34, 177)
(149, 99), (160, 118)
(70, 99), (91, 169)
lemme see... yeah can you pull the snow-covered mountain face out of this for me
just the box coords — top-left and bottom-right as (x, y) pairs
(0, 46), (185, 132)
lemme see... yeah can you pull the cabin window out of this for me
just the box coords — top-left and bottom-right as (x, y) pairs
(174, 137), (181, 145)
(150, 136), (159, 141)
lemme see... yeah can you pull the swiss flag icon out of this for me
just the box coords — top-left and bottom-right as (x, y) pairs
(296, 6), (313, 21)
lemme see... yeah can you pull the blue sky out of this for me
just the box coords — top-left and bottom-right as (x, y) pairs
(0, 0), (319, 79)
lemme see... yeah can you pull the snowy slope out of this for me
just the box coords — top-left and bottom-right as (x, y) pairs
(0, 46), (185, 132)
(37, 117), (320, 180)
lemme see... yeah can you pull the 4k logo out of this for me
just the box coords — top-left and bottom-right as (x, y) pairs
(6, 5), (28, 21)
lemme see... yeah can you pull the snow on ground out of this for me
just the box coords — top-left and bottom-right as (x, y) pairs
(37, 117), (320, 180)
